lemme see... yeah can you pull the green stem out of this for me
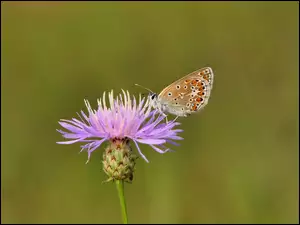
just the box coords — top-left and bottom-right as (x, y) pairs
(116, 180), (128, 224)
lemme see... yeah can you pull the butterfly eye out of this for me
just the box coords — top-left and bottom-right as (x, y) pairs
(168, 92), (172, 96)
(176, 85), (180, 89)
(151, 94), (157, 100)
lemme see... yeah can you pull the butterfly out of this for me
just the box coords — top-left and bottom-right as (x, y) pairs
(136, 67), (214, 120)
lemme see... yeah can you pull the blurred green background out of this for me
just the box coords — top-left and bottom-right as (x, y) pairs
(1, 1), (299, 224)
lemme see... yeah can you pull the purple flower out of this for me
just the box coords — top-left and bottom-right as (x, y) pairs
(57, 90), (183, 163)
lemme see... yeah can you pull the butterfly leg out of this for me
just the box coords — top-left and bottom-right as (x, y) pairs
(157, 108), (168, 123)
(160, 112), (168, 124)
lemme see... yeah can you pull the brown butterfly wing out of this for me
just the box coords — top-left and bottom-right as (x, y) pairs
(158, 67), (214, 115)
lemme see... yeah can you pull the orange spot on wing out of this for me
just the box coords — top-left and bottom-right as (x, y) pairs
(196, 97), (201, 102)
(185, 79), (191, 83)
(197, 91), (204, 96)
(203, 74), (209, 81)
(192, 105), (197, 111)
(191, 80), (197, 85)
(197, 83), (203, 88)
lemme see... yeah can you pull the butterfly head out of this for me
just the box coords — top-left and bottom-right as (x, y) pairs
(135, 84), (158, 106)
(148, 92), (159, 107)
(149, 92), (157, 100)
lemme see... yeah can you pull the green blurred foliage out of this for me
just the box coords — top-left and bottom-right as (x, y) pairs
(1, 1), (298, 224)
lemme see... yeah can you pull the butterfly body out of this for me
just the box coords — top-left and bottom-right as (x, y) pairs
(148, 67), (214, 118)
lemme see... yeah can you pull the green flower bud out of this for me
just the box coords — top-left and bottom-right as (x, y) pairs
(103, 137), (138, 183)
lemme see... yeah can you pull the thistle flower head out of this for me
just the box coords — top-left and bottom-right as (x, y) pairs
(57, 90), (183, 181)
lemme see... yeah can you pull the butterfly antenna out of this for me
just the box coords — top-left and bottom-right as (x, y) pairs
(134, 83), (154, 94)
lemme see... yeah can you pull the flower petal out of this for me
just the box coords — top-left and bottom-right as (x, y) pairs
(85, 139), (107, 164)
(56, 138), (86, 145)
(150, 145), (169, 154)
(136, 139), (166, 145)
(133, 140), (149, 163)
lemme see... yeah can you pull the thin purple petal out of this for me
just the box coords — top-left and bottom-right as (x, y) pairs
(133, 140), (149, 163)
(136, 139), (166, 145)
(150, 145), (169, 154)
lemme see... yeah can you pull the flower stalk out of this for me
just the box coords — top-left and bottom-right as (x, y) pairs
(116, 180), (128, 224)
